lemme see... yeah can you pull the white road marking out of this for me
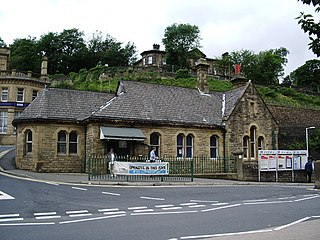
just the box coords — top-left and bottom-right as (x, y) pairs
(102, 191), (120, 196)
(211, 203), (228, 206)
(162, 207), (182, 210)
(0, 191), (15, 200)
(59, 214), (126, 224)
(133, 209), (154, 213)
(274, 217), (311, 231)
(66, 210), (89, 214)
(243, 199), (267, 203)
(35, 215), (61, 220)
(128, 206), (147, 210)
(69, 213), (93, 218)
(0, 217), (24, 222)
(0, 214), (20, 218)
(190, 200), (219, 203)
(155, 204), (174, 208)
(45, 182), (59, 186)
(140, 196), (165, 201)
(277, 196), (295, 200)
(180, 203), (198, 206)
(103, 211), (126, 215)
(131, 210), (198, 216)
(201, 203), (241, 212)
(180, 229), (273, 239)
(294, 195), (320, 202)
(188, 205), (206, 208)
(34, 212), (57, 216)
(243, 200), (293, 205)
(71, 187), (87, 191)
(0, 222), (55, 226)
(98, 208), (119, 212)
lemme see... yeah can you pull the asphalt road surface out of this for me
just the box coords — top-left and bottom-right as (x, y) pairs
(0, 173), (319, 240)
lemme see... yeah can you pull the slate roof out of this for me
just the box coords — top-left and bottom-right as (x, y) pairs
(91, 81), (248, 126)
(14, 81), (249, 127)
(14, 88), (114, 123)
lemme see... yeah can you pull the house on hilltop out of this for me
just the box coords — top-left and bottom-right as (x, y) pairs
(13, 60), (278, 178)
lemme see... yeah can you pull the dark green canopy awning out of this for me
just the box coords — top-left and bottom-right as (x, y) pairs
(100, 126), (146, 141)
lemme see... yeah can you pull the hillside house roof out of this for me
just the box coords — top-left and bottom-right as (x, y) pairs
(14, 81), (249, 127)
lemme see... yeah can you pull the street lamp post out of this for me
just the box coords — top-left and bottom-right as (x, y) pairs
(306, 126), (315, 157)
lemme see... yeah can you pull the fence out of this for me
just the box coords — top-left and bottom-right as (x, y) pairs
(88, 155), (237, 182)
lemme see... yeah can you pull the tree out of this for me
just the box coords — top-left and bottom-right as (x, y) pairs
(0, 37), (6, 47)
(9, 37), (41, 73)
(215, 48), (289, 86)
(297, 0), (320, 56)
(162, 23), (201, 68)
(290, 59), (320, 92)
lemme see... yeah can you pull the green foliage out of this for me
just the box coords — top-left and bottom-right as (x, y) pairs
(297, 0), (320, 56)
(162, 23), (201, 68)
(290, 59), (320, 92)
(215, 48), (289, 86)
(175, 69), (190, 79)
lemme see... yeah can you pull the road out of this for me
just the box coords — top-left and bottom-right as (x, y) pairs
(0, 173), (319, 240)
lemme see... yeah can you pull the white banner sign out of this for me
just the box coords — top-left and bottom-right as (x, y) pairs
(113, 162), (169, 175)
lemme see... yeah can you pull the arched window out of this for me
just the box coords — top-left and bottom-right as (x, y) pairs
(25, 130), (32, 154)
(69, 131), (78, 154)
(150, 132), (160, 157)
(258, 136), (264, 151)
(243, 136), (249, 159)
(250, 126), (256, 159)
(210, 135), (218, 159)
(186, 134), (193, 158)
(57, 131), (67, 154)
(177, 134), (184, 158)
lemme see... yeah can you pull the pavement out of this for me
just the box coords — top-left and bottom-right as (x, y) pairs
(1, 147), (320, 240)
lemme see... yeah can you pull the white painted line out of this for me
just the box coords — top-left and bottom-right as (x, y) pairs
(243, 199), (267, 203)
(102, 191), (120, 196)
(0, 191), (15, 200)
(35, 215), (61, 220)
(71, 187), (87, 191)
(34, 212), (57, 216)
(155, 204), (174, 208)
(312, 215), (320, 218)
(274, 217), (311, 231)
(0, 218), (24, 222)
(243, 200), (293, 205)
(45, 182), (59, 186)
(128, 206), (147, 210)
(303, 194), (318, 197)
(211, 203), (228, 206)
(201, 203), (241, 212)
(188, 205), (206, 208)
(140, 196), (165, 201)
(98, 208), (119, 212)
(66, 210), (88, 214)
(277, 196), (295, 200)
(294, 195), (320, 202)
(180, 229), (273, 239)
(0, 214), (20, 218)
(59, 214), (126, 224)
(133, 209), (154, 213)
(180, 203), (198, 206)
(0, 222), (55, 226)
(131, 210), (198, 216)
(68, 213), (93, 218)
(190, 200), (219, 203)
(103, 211), (126, 215)
(162, 207), (182, 210)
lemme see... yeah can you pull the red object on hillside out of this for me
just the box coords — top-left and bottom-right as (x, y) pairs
(235, 64), (241, 74)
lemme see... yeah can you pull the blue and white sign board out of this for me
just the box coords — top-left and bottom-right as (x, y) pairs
(113, 161), (169, 175)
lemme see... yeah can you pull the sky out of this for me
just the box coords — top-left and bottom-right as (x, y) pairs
(0, 0), (319, 78)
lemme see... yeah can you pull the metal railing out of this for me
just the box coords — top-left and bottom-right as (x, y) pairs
(88, 155), (237, 182)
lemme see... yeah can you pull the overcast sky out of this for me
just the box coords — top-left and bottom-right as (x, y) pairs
(1, 0), (318, 77)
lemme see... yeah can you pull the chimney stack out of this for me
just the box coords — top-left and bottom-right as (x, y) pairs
(40, 56), (49, 81)
(195, 58), (209, 93)
(230, 63), (248, 88)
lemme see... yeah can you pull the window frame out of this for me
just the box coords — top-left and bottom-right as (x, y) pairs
(0, 111), (8, 134)
(1, 87), (8, 102)
(69, 131), (78, 154)
(25, 130), (32, 154)
(150, 132), (160, 157)
(210, 135), (219, 159)
(176, 134), (184, 158)
(186, 134), (193, 158)
(57, 131), (67, 154)
(243, 136), (249, 159)
(17, 88), (24, 102)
